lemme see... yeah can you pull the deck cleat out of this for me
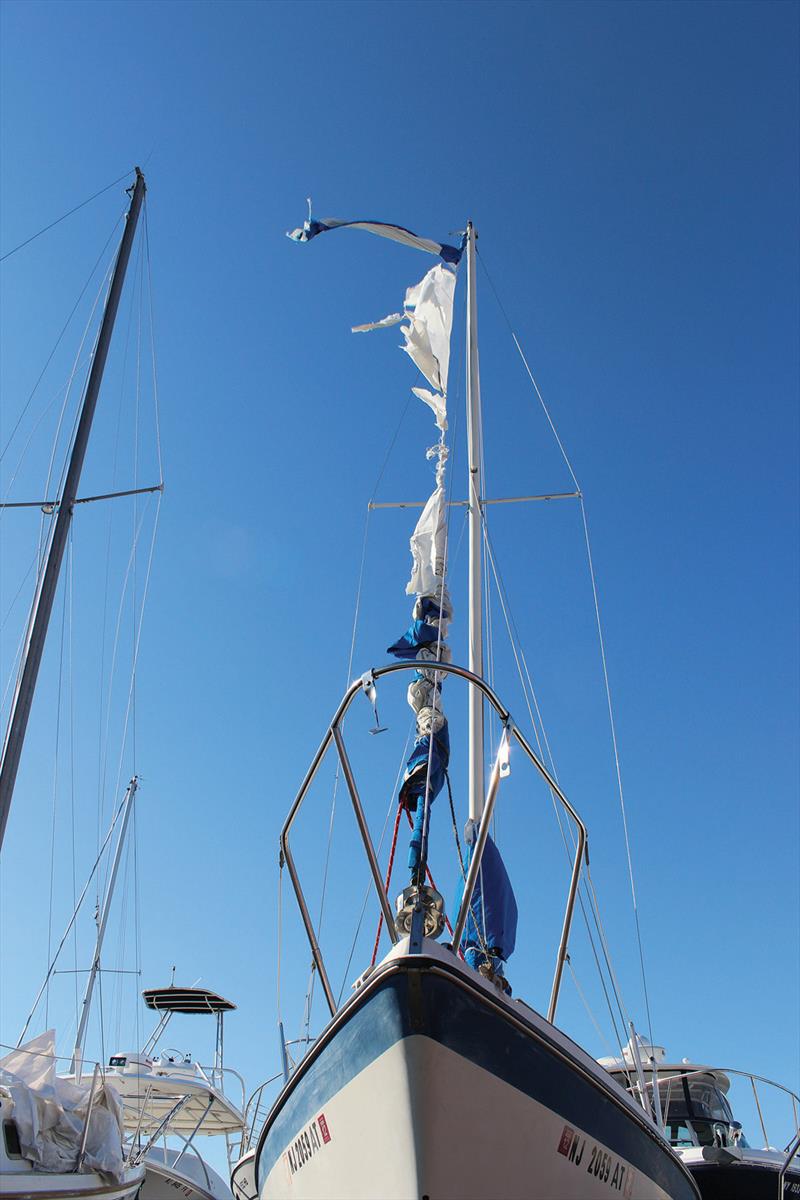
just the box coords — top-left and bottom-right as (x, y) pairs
(394, 883), (445, 939)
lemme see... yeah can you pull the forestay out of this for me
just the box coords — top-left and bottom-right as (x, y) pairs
(289, 205), (518, 982)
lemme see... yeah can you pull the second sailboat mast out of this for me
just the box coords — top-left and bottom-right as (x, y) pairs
(465, 221), (485, 822)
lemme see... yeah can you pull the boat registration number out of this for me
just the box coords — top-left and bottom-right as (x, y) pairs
(558, 1125), (634, 1196)
(284, 1112), (332, 1178)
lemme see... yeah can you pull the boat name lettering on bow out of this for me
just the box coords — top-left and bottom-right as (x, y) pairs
(284, 1113), (332, 1177)
(164, 1178), (193, 1198)
(557, 1125), (634, 1195)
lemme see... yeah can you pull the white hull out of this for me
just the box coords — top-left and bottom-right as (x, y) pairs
(251, 942), (699, 1200)
(229, 1151), (255, 1200)
(0, 1170), (142, 1200)
(262, 1033), (664, 1200)
(140, 1149), (232, 1200)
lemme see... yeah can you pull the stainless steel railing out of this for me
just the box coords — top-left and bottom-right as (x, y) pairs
(279, 661), (588, 1026)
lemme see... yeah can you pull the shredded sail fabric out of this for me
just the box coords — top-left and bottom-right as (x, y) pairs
(296, 208), (459, 883)
(412, 387), (447, 433)
(354, 263), (455, 415)
(401, 264), (456, 393)
(287, 211), (464, 264)
(406, 484), (446, 597)
(351, 312), (404, 333)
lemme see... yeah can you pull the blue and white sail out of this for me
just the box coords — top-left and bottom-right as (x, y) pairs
(356, 260), (456, 879)
(287, 203), (464, 264)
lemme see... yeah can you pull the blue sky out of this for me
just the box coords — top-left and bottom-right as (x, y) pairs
(1, 0), (798, 1162)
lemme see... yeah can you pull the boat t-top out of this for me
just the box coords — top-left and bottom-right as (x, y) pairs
(95, 984), (246, 1200)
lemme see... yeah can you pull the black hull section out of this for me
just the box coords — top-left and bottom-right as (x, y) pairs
(690, 1162), (800, 1199)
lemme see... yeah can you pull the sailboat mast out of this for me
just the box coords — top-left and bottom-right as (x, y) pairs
(70, 775), (138, 1076)
(465, 221), (485, 822)
(0, 168), (146, 851)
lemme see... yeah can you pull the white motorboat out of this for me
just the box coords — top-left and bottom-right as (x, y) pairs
(85, 986), (247, 1200)
(601, 1040), (800, 1199)
(234, 213), (702, 1199)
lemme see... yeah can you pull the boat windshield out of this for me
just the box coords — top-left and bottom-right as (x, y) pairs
(659, 1076), (748, 1148)
(685, 1080), (734, 1123)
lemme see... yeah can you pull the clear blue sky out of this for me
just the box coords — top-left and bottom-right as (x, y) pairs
(1, 0), (798, 1160)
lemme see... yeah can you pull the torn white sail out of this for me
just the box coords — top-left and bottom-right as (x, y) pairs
(352, 312), (404, 333)
(353, 263), (456, 431)
(412, 387), (447, 433)
(406, 484), (446, 596)
(401, 264), (456, 395)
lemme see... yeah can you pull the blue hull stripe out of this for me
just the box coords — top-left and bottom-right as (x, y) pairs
(257, 964), (697, 1199)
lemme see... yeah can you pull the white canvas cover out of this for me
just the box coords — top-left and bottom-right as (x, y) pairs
(406, 484), (446, 596)
(0, 1031), (127, 1181)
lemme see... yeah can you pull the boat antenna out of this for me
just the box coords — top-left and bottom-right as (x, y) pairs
(0, 169), (146, 850)
(465, 220), (485, 821)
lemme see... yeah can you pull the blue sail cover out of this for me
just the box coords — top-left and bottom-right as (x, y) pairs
(388, 613), (450, 872)
(400, 722), (450, 810)
(454, 827), (518, 966)
(287, 214), (464, 264)
(400, 722), (450, 872)
(386, 618), (441, 659)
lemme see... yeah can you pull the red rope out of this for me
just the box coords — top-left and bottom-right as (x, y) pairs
(407, 808), (456, 940)
(370, 803), (459, 966)
(370, 803), (404, 967)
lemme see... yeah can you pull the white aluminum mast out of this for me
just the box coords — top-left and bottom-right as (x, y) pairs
(465, 222), (485, 822)
(70, 775), (138, 1076)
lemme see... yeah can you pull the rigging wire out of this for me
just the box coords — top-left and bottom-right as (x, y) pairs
(0, 169), (134, 264)
(298, 391), (415, 1034)
(95, 235), (140, 862)
(477, 245), (652, 1057)
(479, 499), (632, 1064)
(35, 237), (121, 575)
(567, 957), (619, 1059)
(415, 280), (465, 890)
(0, 353), (94, 517)
(98, 415), (160, 1059)
(68, 530), (79, 1029)
(1, 545), (39, 635)
(276, 856), (284, 1028)
(336, 724), (414, 1006)
(45, 560), (70, 1025)
(296, 280), (466, 1035)
(143, 202), (165, 485)
(100, 491), (162, 902)
(16, 788), (131, 1046)
(95, 231), (144, 856)
(9, 207), (160, 1059)
(0, 212), (125, 471)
